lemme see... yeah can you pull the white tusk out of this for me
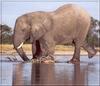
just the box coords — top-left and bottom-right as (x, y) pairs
(17, 42), (24, 49)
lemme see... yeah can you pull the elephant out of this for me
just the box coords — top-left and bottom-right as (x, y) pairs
(13, 4), (98, 63)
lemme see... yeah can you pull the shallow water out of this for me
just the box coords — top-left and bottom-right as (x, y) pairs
(0, 55), (100, 86)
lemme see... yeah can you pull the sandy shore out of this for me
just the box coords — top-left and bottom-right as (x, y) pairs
(0, 44), (99, 55)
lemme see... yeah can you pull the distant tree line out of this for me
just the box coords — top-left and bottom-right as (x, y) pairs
(87, 17), (100, 47)
(86, 33), (100, 47)
(0, 24), (99, 47)
(0, 24), (30, 44)
(0, 24), (12, 44)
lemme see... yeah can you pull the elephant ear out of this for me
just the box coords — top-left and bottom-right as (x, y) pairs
(30, 17), (53, 42)
(30, 23), (46, 41)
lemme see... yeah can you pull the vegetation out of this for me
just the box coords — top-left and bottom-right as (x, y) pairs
(87, 36), (99, 47)
(0, 24), (12, 44)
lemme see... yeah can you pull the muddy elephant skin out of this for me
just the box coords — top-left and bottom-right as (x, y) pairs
(13, 4), (97, 63)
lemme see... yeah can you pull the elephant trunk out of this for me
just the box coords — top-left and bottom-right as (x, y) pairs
(13, 36), (29, 61)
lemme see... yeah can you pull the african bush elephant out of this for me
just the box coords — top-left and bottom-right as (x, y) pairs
(13, 4), (98, 63)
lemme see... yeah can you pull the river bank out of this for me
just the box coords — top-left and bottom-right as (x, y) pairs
(0, 44), (99, 55)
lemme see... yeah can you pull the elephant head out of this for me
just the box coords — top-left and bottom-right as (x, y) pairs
(13, 15), (31, 61)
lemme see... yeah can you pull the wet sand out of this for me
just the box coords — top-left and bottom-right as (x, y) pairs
(0, 54), (100, 86)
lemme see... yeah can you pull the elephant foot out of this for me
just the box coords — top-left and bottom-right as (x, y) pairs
(67, 58), (80, 64)
(31, 55), (41, 63)
(40, 55), (55, 64)
(88, 50), (97, 59)
(31, 55), (55, 63)
(42, 59), (55, 64)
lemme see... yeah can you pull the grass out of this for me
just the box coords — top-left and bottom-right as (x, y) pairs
(0, 44), (74, 52)
(0, 44), (99, 55)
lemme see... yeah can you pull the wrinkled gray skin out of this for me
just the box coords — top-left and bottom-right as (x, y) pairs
(13, 4), (98, 63)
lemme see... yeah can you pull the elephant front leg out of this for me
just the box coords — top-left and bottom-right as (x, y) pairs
(39, 39), (55, 63)
(67, 43), (81, 64)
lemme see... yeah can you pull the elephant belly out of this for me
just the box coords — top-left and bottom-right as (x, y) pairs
(53, 33), (74, 45)
(59, 39), (73, 45)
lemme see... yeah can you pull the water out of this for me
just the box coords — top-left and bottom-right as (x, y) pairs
(0, 55), (100, 86)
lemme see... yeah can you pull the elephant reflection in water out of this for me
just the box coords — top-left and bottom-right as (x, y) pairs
(31, 63), (95, 85)
(72, 64), (87, 85)
(31, 64), (56, 85)
(12, 63), (96, 85)
(12, 64), (24, 86)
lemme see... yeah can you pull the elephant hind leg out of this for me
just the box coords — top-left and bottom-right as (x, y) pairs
(82, 41), (97, 58)
(39, 38), (55, 63)
(67, 40), (81, 64)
